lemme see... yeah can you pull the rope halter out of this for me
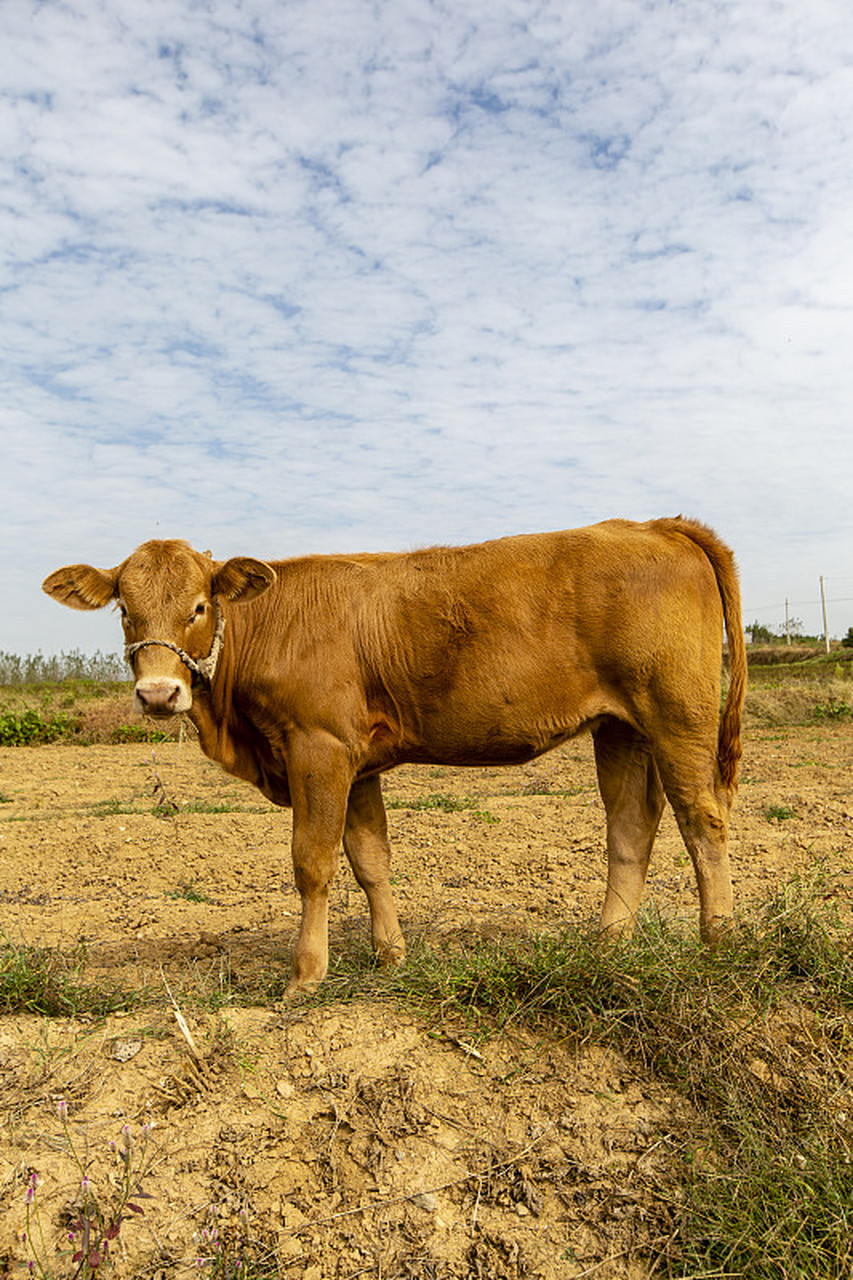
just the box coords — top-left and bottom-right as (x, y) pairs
(124, 601), (225, 687)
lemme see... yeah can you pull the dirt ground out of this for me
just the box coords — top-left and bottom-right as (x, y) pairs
(1, 723), (851, 1279)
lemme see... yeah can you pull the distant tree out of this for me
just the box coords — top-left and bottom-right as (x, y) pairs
(747, 621), (775, 644)
(842, 626), (853, 649)
(782, 616), (804, 639)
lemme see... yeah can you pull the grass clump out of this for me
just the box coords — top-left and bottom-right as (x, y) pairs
(386, 792), (480, 812)
(385, 793), (500, 822)
(316, 875), (853, 1279)
(0, 941), (132, 1018)
(763, 802), (796, 822)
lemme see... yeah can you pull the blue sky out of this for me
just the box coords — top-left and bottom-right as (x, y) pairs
(3, 0), (853, 655)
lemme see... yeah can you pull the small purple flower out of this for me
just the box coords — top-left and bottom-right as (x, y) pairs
(57, 1099), (68, 1121)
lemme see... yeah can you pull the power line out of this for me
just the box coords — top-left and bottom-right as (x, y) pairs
(744, 596), (853, 615)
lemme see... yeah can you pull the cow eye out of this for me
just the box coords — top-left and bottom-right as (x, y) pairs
(189, 602), (206, 623)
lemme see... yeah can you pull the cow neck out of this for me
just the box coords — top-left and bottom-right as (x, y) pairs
(124, 601), (225, 688)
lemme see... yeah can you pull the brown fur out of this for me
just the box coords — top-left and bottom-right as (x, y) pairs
(43, 517), (746, 992)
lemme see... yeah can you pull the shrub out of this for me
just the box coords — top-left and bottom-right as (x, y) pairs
(0, 709), (75, 746)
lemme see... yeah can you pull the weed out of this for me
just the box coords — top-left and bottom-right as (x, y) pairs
(111, 723), (169, 744)
(0, 941), (131, 1018)
(90, 798), (139, 818)
(386, 792), (475, 812)
(196, 1208), (280, 1280)
(814, 697), (852, 721)
(151, 768), (180, 816)
(520, 777), (553, 795)
(25, 1105), (154, 1280)
(763, 803), (797, 822)
(181, 800), (268, 814)
(166, 880), (215, 904)
(386, 793), (499, 821)
(308, 879), (853, 1279)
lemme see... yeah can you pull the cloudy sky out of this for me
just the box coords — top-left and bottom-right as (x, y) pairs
(3, 0), (852, 656)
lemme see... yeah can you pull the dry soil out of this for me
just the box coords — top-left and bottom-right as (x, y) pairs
(0, 723), (851, 1279)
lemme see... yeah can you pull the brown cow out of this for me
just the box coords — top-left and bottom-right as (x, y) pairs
(43, 518), (746, 993)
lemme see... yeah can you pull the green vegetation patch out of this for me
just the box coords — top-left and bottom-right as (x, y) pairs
(763, 802), (797, 822)
(386, 792), (499, 821)
(165, 879), (216, 904)
(0, 941), (133, 1018)
(0, 709), (76, 746)
(311, 874), (853, 1280)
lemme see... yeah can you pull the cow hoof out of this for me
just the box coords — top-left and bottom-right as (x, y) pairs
(375, 939), (406, 968)
(700, 915), (735, 948)
(595, 920), (634, 949)
(283, 975), (323, 999)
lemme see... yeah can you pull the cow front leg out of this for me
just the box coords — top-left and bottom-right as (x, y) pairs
(286, 733), (352, 995)
(344, 775), (405, 967)
(593, 719), (666, 939)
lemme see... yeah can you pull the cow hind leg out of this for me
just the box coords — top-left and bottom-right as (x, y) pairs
(593, 719), (666, 939)
(343, 775), (406, 967)
(652, 735), (735, 944)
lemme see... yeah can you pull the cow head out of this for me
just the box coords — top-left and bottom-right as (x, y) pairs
(43, 540), (275, 718)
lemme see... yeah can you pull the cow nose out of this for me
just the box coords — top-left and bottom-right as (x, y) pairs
(135, 678), (187, 717)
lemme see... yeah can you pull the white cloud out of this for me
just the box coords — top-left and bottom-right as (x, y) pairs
(2, 0), (853, 654)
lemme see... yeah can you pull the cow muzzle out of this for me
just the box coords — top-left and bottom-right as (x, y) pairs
(134, 676), (193, 718)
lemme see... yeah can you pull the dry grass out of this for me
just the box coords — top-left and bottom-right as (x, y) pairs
(744, 676), (852, 727)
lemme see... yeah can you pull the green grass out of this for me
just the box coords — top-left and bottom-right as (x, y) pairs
(385, 792), (499, 821)
(385, 792), (480, 812)
(763, 802), (797, 822)
(165, 879), (216, 904)
(0, 941), (134, 1018)
(312, 877), (853, 1280)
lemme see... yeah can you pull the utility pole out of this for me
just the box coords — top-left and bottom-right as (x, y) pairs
(785, 598), (791, 646)
(820, 576), (830, 654)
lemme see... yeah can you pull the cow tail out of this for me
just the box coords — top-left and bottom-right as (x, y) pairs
(716, 557), (747, 792)
(665, 519), (747, 791)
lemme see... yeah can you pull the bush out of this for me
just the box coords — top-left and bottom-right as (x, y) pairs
(0, 709), (75, 745)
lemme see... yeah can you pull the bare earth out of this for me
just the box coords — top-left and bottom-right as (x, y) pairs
(1, 724), (851, 1279)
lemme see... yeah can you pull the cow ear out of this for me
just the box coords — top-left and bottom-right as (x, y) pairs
(212, 557), (276, 604)
(42, 564), (119, 611)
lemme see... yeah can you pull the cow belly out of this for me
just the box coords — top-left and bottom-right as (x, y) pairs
(400, 721), (584, 769)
